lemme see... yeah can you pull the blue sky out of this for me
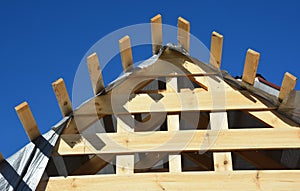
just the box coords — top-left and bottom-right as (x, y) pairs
(0, 0), (300, 158)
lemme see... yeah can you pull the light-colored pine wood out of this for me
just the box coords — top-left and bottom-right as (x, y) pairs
(210, 112), (233, 171)
(210, 31), (224, 68)
(57, 128), (300, 155)
(116, 116), (134, 175)
(44, 170), (300, 191)
(15, 102), (41, 141)
(119, 35), (133, 72)
(0, 152), (4, 163)
(87, 53), (105, 95)
(151, 14), (162, 55)
(279, 72), (297, 101)
(178, 17), (190, 52)
(52, 78), (73, 117)
(167, 76), (182, 173)
(242, 49), (260, 85)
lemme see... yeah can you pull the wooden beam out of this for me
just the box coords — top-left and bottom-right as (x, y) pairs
(44, 170), (300, 191)
(52, 78), (73, 117)
(15, 102), (41, 141)
(57, 128), (300, 155)
(116, 116), (134, 174)
(119, 35), (133, 72)
(210, 112), (233, 171)
(242, 49), (260, 85)
(151, 14), (162, 55)
(87, 53), (105, 95)
(210, 31), (224, 68)
(279, 72), (297, 101)
(178, 17), (190, 52)
(167, 76), (182, 173)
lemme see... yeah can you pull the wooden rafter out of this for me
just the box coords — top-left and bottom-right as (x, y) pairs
(279, 72), (297, 101)
(119, 35), (133, 72)
(151, 14), (162, 55)
(15, 102), (41, 141)
(177, 17), (190, 52)
(87, 53), (105, 95)
(52, 78), (73, 117)
(210, 31), (224, 68)
(242, 49), (260, 85)
(0, 152), (4, 163)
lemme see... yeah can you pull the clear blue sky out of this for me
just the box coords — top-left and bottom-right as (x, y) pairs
(0, 0), (300, 158)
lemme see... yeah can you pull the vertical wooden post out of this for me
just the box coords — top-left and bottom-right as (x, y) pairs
(15, 102), (41, 141)
(167, 76), (182, 173)
(210, 112), (233, 171)
(119, 35), (133, 72)
(242, 49), (260, 85)
(52, 78), (73, 117)
(177, 17), (190, 52)
(279, 72), (297, 101)
(151, 14), (162, 55)
(210, 31), (224, 68)
(87, 53), (105, 95)
(116, 116), (134, 174)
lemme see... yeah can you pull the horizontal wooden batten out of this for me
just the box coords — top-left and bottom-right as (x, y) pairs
(44, 170), (300, 191)
(57, 128), (300, 155)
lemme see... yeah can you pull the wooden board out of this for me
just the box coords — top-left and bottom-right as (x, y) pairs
(210, 31), (224, 68)
(177, 17), (190, 52)
(52, 78), (73, 117)
(15, 102), (41, 141)
(119, 35), (133, 72)
(151, 14), (162, 55)
(87, 53), (105, 95)
(242, 49), (260, 85)
(279, 72), (297, 101)
(57, 128), (300, 155)
(0, 152), (4, 163)
(44, 170), (300, 191)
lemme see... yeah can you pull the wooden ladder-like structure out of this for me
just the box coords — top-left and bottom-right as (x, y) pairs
(2, 14), (300, 191)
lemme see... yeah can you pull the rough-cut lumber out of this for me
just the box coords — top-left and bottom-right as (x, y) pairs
(178, 17), (190, 52)
(279, 72), (297, 101)
(44, 170), (300, 191)
(242, 49), (260, 85)
(87, 53), (105, 95)
(210, 31), (224, 68)
(57, 128), (300, 155)
(116, 116), (134, 174)
(52, 78), (73, 117)
(119, 35), (133, 72)
(151, 14), (162, 55)
(210, 112), (233, 171)
(15, 102), (41, 141)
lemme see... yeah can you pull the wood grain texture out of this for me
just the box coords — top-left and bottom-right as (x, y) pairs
(151, 14), (162, 55)
(242, 49), (260, 85)
(178, 17), (190, 52)
(15, 102), (41, 141)
(119, 35), (133, 72)
(279, 72), (297, 101)
(44, 170), (300, 191)
(52, 78), (73, 117)
(87, 53), (105, 95)
(210, 31), (224, 68)
(57, 128), (300, 155)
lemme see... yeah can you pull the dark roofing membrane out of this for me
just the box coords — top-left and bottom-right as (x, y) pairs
(0, 44), (300, 190)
